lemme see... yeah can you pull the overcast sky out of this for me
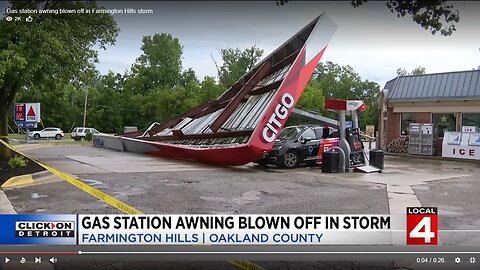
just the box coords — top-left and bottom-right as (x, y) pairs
(95, 1), (480, 87)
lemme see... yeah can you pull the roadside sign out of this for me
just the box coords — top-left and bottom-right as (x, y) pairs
(25, 103), (40, 122)
(16, 122), (37, 128)
(14, 104), (25, 122)
(13, 103), (40, 128)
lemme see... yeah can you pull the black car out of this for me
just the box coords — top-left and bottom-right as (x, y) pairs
(258, 125), (338, 168)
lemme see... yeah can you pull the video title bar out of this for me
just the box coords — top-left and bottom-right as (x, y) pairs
(0, 213), (420, 246)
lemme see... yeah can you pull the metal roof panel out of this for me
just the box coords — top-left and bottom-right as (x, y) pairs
(465, 72), (474, 96)
(469, 71), (480, 96)
(386, 70), (480, 101)
(444, 73), (454, 97)
(458, 72), (467, 97)
(437, 73), (448, 97)
(417, 75), (427, 98)
(429, 74), (440, 98)
(384, 78), (397, 90)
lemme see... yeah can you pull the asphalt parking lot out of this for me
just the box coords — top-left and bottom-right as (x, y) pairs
(3, 144), (480, 246)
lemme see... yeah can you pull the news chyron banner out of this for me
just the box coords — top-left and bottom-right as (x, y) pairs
(0, 210), (438, 245)
(0, 214), (76, 245)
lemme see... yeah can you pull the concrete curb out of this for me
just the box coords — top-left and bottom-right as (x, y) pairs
(0, 189), (16, 214)
(0, 170), (54, 214)
(1, 170), (50, 188)
(384, 152), (480, 164)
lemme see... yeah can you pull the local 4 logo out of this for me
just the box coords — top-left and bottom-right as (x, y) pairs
(406, 207), (438, 245)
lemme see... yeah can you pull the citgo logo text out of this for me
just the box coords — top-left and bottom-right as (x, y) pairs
(262, 93), (294, 143)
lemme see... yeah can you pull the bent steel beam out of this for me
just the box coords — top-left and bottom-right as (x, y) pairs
(250, 80), (283, 96)
(291, 108), (339, 129)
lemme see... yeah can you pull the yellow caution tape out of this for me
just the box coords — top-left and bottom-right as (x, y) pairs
(228, 260), (266, 270)
(1, 140), (262, 270)
(0, 140), (142, 214)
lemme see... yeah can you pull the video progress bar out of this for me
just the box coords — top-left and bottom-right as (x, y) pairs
(1, 251), (479, 255)
(78, 251), (480, 255)
(0, 252), (78, 255)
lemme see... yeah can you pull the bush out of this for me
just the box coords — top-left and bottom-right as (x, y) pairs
(8, 155), (27, 168)
(85, 133), (93, 142)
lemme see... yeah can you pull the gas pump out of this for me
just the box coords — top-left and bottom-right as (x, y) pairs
(345, 127), (365, 166)
(324, 99), (380, 173)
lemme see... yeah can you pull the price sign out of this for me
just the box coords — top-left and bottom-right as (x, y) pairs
(14, 104), (25, 122)
(13, 103), (40, 128)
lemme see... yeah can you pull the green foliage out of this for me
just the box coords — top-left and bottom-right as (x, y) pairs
(85, 133), (93, 142)
(8, 155), (26, 168)
(180, 68), (199, 88)
(383, 0), (459, 36)
(199, 76), (224, 103)
(396, 66), (426, 76)
(296, 81), (325, 112)
(278, 0), (460, 36)
(215, 46), (264, 88)
(80, 41), (262, 132)
(125, 33), (183, 94)
(84, 72), (124, 133)
(136, 87), (194, 126)
(0, 0), (119, 160)
(294, 62), (380, 129)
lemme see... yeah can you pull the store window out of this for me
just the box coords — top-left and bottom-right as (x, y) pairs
(462, 113), (480, 130)
(400, 113), (415, 136)
(432, 113), (456, 137)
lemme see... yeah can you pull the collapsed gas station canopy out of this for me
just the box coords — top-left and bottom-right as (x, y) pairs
(96, 14), (337, 165)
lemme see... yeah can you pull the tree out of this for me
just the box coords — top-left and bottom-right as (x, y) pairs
(214, 46), (264, 88)
(180, 68), (201, 101)
(276, 0), (460, 36)
(411, 66), (426, 75)
(309, 62), (380, 128)
(125, 33), (183, 94)
(199, 76), (224, 103)
(296, 81), (325, 112)
(0, 0), (118, 160)
(396, 66), (426, 76)
(180, 68), (199, 87)
(20, 82), (84, 132)
(85, 72), (125, 133)
(120, 33), (203, 129)
(286, 81), (326, 126)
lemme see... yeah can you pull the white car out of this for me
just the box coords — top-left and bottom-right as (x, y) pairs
(29, 127), (64, 140)
(71, 127), (100, 141)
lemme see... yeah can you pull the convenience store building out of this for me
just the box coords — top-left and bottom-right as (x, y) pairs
(377, 70), (480, 154)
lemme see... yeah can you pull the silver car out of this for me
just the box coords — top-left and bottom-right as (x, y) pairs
(71, 127), (99, 141)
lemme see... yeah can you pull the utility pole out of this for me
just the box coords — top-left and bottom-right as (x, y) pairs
(82, 88), (88, 127)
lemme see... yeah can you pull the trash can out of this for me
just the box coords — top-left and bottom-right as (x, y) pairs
(322, 151), (339, 173)
(369, 149), (384, 169)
